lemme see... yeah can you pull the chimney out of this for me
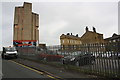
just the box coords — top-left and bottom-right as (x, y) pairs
(67, 33), (70, 35)
(93, 27), (96, 33)
(86, 26), (89, 32)
(76, 34), (78, 37)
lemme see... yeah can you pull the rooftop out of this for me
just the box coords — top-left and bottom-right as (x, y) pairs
(105, 33), (120, 40)
(60, 33), (81, 39)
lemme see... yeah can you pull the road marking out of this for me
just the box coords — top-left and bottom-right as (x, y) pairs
(10, 60), (61, 80)
(28, 66), (62, 79)
(10, 60), (58, 80)
(46, 75), (60, 80)
(38, 67), (62, 79)
(10, 60), (43, 74)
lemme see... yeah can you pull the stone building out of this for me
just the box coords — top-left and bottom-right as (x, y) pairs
(81, 27), (105, 44)
(104, 33), (120, 43)
(104, 33), (120, 52)
(13, 2), (39, 47)
(81, 27), (105, 52)
(60, 33), (82, 51)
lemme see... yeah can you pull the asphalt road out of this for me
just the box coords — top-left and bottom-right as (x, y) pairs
(2, 59), (50, 78)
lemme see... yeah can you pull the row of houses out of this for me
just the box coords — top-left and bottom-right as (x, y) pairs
(60, 27), (120, 51)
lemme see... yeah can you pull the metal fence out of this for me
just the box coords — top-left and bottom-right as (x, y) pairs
(16, 42), (120, 78)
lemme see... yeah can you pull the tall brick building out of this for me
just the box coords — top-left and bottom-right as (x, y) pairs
(13, 2), (39, 47)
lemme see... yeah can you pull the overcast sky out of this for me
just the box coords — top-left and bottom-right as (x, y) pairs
(1, 1), (119, 49)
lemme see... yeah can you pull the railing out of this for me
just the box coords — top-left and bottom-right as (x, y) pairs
(16, 42), (120, 78)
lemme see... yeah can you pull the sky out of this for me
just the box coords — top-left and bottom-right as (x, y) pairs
(0, 0), (119, 50)
(0, 2), (2, 51)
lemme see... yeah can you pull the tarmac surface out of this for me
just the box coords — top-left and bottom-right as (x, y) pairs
(2, 59), (47, 78)
(11, 58), (97, 78)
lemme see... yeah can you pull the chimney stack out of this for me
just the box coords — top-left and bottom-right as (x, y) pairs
(86, 26), (89, 32)
(93, 27), (96, 33)
(67, 33), (70, 35)
(76, 34), (78, 37)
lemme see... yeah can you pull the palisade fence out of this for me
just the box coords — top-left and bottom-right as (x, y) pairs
(16, 42), (120, 78)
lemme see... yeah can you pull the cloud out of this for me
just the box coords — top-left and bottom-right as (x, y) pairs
(2, 2), (118, 46)
(41, 20), (68, 35)
(2, 2), (23, 47)
(37, 2), (118, 40)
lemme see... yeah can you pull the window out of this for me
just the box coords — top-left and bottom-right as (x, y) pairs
(68, 40), (69, 43)
(98, 36), (102, 39)
(70, 40), (71, 43)
(62, 40), (64, 44)
(80, 41), (81, 44)
(109, 41), (111, 43)
(113, 40), (116, 42)
(71, 40), (73, 43)
(63, 40), (64, 43)
(75, 41), (76, 44)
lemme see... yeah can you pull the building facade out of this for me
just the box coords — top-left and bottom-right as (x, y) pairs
(81, 27), (105, 44)
(80, 27), (105, 52)
(60, 33), (82, 50)
(104, 33), (120, 43)
(13, 2), (39, 47)
(104, 33), (120, 52)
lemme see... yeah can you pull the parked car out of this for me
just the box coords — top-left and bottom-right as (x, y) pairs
(57, 51), (81, 57)
(110, 52), (120, 59)
(38, 50), (64, 61)
(62, 53), (95, 66)
(2, 47), (18, 59)
(99, 51), (120, 58)
(93, 53), (100, 58)
(56, 51), (70, 56)
(117, 53), (120, 59)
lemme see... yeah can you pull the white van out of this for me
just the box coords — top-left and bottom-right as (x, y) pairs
(2, 47), (18, 59)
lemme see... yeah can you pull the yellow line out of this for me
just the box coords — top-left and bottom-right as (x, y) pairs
(46, 75), (59, 80)
(10, 60), (59, 79)
(43, 69), (62, 79)
(10, 60), (43, 74)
